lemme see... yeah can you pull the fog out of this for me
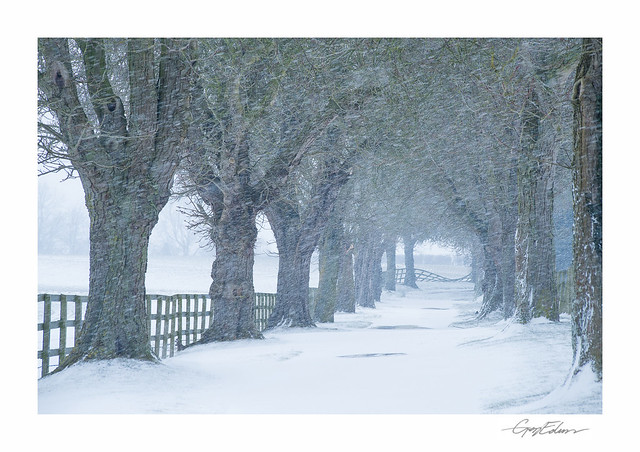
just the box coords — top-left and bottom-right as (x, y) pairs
(38, 172), (462, 264)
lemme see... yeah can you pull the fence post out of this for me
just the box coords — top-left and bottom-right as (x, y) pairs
(169, 296), (176, 358)
(42, 294), (51, 377)
(59, 295), (67, 363)
(201, 295), (208, 332)
(192, 296), (199, 343)
(162, 296), (170, 359)
(176, 295), (183, 351)
(184, 294), (191, 347)
(154, 297), (162, 357)
(255, 293), (262, 331)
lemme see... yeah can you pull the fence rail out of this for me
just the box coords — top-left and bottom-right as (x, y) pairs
(37, 292), (281, 378)
(384, 268), (472, 284)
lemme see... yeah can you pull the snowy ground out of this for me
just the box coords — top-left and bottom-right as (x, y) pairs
(37, 258), (601, 414)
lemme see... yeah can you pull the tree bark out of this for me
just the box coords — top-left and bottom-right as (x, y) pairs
(402, 234), (419, 289)
(315, 218), (344, 322)
(383, 236), (397, 291)
(515, 86), (558, 323)
(265, 158), (350, 328)
(571, 38), (602, 380)
(335, 242), (356, 313)
(201, 205), (262, 342)
(354, 234), (384, 308)
(477, 216), (504, 318)
(470, 243), (484, 296)
(500, 155), (518, 319)
(66, 186), (159, 363)
(265, 203), (316, 328)
(199, 133), (263, 342)
(500, 224), (517, 319)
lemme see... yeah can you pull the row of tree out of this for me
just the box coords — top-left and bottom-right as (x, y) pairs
(38, 38), (601, 381)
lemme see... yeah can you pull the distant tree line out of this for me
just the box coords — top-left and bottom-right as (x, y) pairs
(38, 38), (601, 381)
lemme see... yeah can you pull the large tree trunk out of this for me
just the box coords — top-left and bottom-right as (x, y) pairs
(571, 38), (602, 380)
(203, 213), (261, 342)
(477, 215), (504, 318)
(65, 186), (160, 363)
(478, 248), (502, 318)
(501, 224), (517, 319)
(335, 241), (356, 313)
(500, 154), (518, 319)
(200, 172), (263, 342)
(271, 244), (315, 327)
(265, 154), (350, 328)
(515, 87), (558, 323)
(402, 234), (419, 289)
(354, 234), (384, 308)
(265, 204), (316, 328)
(315, 218), (344, 323)
(470, 242), (484, 296)
(40, 38), (192, 370)
(383, 236), (397, 291)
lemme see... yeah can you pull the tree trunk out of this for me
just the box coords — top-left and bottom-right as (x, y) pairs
(264, 154), (350, 327)
(477, 217), (504, 318)
(63, 187), (159, 364)
(478, 251), (502, 318)
(200, 194), (262, 342)
(470, 242), (484, 296)
(373, 246), (384, 303)
(336, 242), (356, 313)
(40, 38), (192, 370)
(354, 235), (384, 308)
(315, 218), (344, 322)
(266, 205), (316, 328)
(270, 245), (315, 328)
(571, 38), (602, 380)
(402, 234), (419, 288)
(500, 154), (518, 319)
(501, 221), (517, 319)
(383, 236), (397, 291)
(515, 87), (558, 323)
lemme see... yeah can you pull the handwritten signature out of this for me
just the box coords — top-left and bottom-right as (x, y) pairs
(503, 418), (589, 438)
